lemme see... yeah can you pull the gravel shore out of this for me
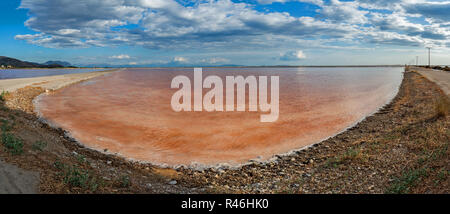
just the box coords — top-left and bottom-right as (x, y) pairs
(0, 68), (448, 194)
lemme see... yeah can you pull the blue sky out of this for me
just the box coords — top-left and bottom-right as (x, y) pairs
(1, 0), (449, 66)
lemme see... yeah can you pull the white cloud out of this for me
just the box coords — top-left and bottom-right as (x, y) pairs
(13, 0), (450, 55)
(318, 0), (368, 24)
(280, 50), (307, 61)
(257, 0), (323, 5)
(173, 56), (188, 62)
(110, 54), (131, 59)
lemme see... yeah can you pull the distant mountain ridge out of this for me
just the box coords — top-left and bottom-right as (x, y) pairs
(43, 60), (72, 67)
(0, 56), (70, 68)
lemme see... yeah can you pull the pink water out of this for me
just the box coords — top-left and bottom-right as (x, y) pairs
(36, 67), (403, 167)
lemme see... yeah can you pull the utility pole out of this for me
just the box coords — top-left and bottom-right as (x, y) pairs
(427, 47), (431, 67)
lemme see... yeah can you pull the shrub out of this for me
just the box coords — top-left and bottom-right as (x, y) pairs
(32, 141), (47, 151)
(1, 132), (24, 155)
(435, 96), (450, 118)
(0, 91), (9, 101)
(119, 175), (131, 188)
(63, 166), (90, 188)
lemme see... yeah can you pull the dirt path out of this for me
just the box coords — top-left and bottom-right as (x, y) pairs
(0, 161), (39, 194)
(413, 66), (450, 96)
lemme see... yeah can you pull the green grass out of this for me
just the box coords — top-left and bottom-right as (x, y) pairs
(0, 119), (22, 155)
(54, 161), (101, 191)
(119, 175), (131, 188)
(324, 148), (364, 168)
(435, 169), (448, 185)
(386, 168), (428, 194)
(0, 119), (12, 132)
(75, 154), (87, 163)
(0, 91), (9, 101)
(1, 132), (24, 155)
(32, 141), (47, 151)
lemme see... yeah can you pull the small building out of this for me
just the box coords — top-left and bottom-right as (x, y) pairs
(6, 65), (12, 69)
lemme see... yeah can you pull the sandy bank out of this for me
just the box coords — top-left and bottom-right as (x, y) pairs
(0, 69), (120, 92)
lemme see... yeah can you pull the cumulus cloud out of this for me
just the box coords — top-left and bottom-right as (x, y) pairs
(14, 0), (355, 50)
(318, 0), (368, 24)
(280, 50), (306, 61)
(173, 56), (188, 63)
(13, 0), (450, 55)
(403, 1), (450, 23)
(110, 54), (131, 59)
(257, 0), (323, 5)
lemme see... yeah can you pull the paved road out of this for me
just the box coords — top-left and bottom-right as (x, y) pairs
(0, 161), (39, 194)
(413, 66), (450, 96)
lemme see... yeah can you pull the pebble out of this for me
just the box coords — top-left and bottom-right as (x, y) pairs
(106, 160), (112, 165)
(168, 180), (177, 185)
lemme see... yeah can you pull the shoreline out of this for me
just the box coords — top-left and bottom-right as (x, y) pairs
(0, 68), (448, 193)
(29, 68), (404, 170)
(0, 68), (121, 93)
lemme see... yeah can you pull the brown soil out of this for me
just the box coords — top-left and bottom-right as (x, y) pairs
(0, 70), (448, 194)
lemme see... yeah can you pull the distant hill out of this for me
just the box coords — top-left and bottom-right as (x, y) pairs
(0, 56), (66, 68)
(43, 60), (72, 67)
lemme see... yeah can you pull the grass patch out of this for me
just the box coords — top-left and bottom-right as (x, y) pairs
(386, 168), (428, 194)
(0, 119), (22, 155)
(324, 148), (365, 168)
(54, 161), (101, 191)
(435, 169), (448, 185)
(0, 119), (12, 132)
(118, 175), (131, 188)
(32, 140), (47, 151)
(0, 91), (8, 101)
(1, 132), (24, 155)
(75, 154), (87, 163)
